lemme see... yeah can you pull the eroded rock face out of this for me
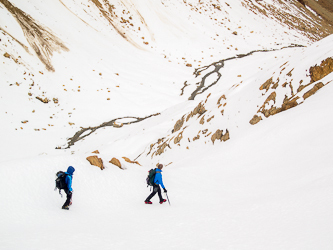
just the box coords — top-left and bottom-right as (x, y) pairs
(87, 155), (104, 170)
(310, 57), (333, 83)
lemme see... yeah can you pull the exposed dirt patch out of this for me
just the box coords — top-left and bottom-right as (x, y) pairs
(0, 0), (69, 71)
(242, 0), (333, 41)
(88, 0), (147, 49)
(304, 0), (333, 26)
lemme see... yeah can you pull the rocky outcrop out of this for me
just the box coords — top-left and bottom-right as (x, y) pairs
(109, 157), (122, 169)
(251, 57), (332, 125)
(156, 141), (171, 156)
(193, 102), (207, 116)
(310, 57), (333, 83)
(174, 131), (183, 144)
(87, 155), (104, 170)
(36, 96), (49, 103)
(211, 129), (230, 144)
(173, 116), (184, 133)
(260, 77), (273, 92)
(249, 115), (262, 125)
(303, 82), (324, 100)
(3, 52), (10, 58)
(122, 157), (141, 166)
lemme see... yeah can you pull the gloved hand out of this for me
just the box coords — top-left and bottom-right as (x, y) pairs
(163, 188), (167, 193)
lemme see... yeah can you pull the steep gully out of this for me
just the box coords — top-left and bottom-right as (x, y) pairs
(63, 44), (305, 149)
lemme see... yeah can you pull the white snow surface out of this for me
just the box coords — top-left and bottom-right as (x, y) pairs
(0, 0), (333, 249)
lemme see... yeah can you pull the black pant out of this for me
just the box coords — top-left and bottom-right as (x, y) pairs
(146, 184), (163, 202)
(63, 189), (72, 207)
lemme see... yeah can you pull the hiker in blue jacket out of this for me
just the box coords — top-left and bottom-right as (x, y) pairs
(62, 166), (75, 210)
(145, 164), (167, 204)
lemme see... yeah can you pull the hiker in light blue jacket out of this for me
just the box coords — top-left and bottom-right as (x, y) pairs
(145, 164), (167, 204)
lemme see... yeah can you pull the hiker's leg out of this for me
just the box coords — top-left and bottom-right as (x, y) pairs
(145, 185), (158, 201)
(156, 185), (163, 201)
(63, 189), (72, 207)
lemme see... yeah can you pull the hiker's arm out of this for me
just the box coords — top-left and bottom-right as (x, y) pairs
(159, 175), (165, 189)
(67, 176), (73, 192)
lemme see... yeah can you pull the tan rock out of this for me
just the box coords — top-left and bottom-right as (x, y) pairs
(156, 142), (170, 155)
(310, 57), (333, 83)
(211, 129), (223, 144)
(122, 157), (141, 166)
(250, 115), (262, 125)
(193, 102), (206, 116)
(260, 77), (273, 91)
(217, 95), (226, 105)
(303, 82), (324, 100)
(211, 129), (230, 144)
(36, 96), (49, 103)
(87, 155), (104, 170)
(174, 131), (183, 144)
(109, 157), (122, 169)
(221, 129), (230, 141)
(113, 122), (123, 128)
(199, 116), (205, 125)
(173, 116), (184, 133)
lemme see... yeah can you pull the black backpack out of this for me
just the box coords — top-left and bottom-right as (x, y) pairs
(146, 168), (156, 187)
(55, 171), (68, 196)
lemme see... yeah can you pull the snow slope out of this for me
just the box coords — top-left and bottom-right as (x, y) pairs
(1, 62), (332, 250)
(0, 0), (333, 249)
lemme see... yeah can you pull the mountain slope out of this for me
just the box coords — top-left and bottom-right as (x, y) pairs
(0, 51), (332, 250)
(1, 1), (333, 249)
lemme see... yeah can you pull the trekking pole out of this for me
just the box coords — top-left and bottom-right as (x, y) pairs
(166, 192), (171, 206)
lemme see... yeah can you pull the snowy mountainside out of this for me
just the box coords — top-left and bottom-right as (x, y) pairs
(1, 0), (333, 161)
(80, 35), (332, 167)
(1, 0), (333, 250)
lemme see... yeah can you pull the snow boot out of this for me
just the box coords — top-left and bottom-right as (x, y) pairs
(62, 205), (69, 210)
(159, 199), (167, 204)
(144, 200), (152, 204)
